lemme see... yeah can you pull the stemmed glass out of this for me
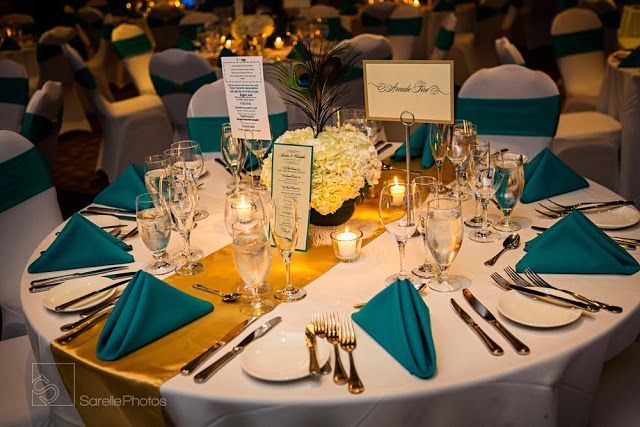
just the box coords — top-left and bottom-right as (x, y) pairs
(379, 183), (419, 286)
(425, 197), (467, 292)
(493, 152), (525, 232)
(269, 200), (306, 302)
(447, 120), (475, 201)
(243, 131), (273, 191)
(463, 140), (488, 229)
(221, 123), (248, 194)
(429, 123), (450, 195)
(136, 193), (175, 275)
(467, 140), (501, 243)
(169, 140), (208, 220)
(143, 155), (167, 194)
(412, 176), (440, 279)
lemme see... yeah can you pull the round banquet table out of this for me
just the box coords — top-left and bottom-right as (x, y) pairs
(21, 159), (640, 426)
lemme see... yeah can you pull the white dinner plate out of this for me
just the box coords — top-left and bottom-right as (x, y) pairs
(242, 331), (331, 381)
(42, 276), (117, 313)
(497, 287), (582, 328)
(584, 205), (640, 230)
(85, 214), (121, 229)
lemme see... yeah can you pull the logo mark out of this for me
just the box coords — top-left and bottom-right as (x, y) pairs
(32, 363), (75, 407)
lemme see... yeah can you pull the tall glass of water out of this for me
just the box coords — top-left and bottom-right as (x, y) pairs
(136, 193), (175, 274)
(447, 120), (475, 200)
(467, 140), (501, 242)
(493, 152), (525, 232)
(412, 176), (440, 279)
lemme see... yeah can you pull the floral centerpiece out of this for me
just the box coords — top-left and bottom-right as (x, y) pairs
(231, 14), (275, 39)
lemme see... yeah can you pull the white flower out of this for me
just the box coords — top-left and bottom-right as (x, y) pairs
(261, 125), (382, 215)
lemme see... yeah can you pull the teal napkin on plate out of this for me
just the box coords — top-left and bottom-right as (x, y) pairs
(618, 47), (640, 68)
(352, 279), (436, 379)
(97, 270), (214, 361)
(516, 210), (640, 275)
(28, 213), (134, 273)
(392, 124), (435, 169)
(94, 164), (146, 212)
(520, 148), (588, 203)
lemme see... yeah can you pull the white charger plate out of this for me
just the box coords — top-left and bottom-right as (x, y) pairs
(42, 276), (117, 313)
(584, 205), (640, 230)
(242, 331), (331, 381)
(497, 287), (582, 328)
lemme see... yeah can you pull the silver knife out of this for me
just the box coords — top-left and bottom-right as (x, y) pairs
(194, 316), (282, 383)
(30, 266), (127, 286)
(462, 289), (530, 355)
(508, 284), (600, 312)
(88, 206), (135, 214)
(576, 200), (634, 212)
(56, 307), (113, 345)
(29, 271), (136, 292)
(181, 317), (258, 375)
(450, 299), (504, 356)
(54, 278), (131, 311)
(81, 211), (136, 221)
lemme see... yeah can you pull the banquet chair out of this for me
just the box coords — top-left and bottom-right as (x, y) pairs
(37, 26), (92, 134)
(112, 23), (156, 95)
(457, 64), (560, 158)
(305, 5), (352, 41)
(551, 7), (605, 112)
(174, 11), (218, 51)
(147, 4), (184, 52)
(86, 16), (116, 102)
(579, 0), (619, 54)
(0, 130), (62, 339)
(387, 5), (422, 60)
(360, 2), (397, 35)
(0, 58), (28, 133)
(430, 12), (457, 60)
(150, 49), (217, 140)
(495, 36), (526, 65)
(21, 80), (63, 169)
(75, 5), (105, 53)
(64, 45), (172, 180)
(187, 80), (288, 154)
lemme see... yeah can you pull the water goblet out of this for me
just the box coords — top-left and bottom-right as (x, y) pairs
(243, 131), (273, 191)
(429, 123), (450, 195)
(411, 176), (440, 279)
(136, 193), (175, 275)
(467, 140), (501, 243)
(464, 140), (492, 228)
(446, 120), (475, 201)
(221, 123), (248, 194)
(143, 155), (167, 194)
(170, 140), (208, 221)
(493, 152), (525, 232)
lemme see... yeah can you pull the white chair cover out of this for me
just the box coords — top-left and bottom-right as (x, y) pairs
(495, 36), (526, 65)
(149, 49), (216, 140)
(0, 131), (62, 339)
(430, 12), (457, 60)
(305, 5), (339, 19)
(579, 0), (619, 54)
(112, 23), (156, 95)
(22, 80), (63, 169)
(75, 5), (104, 52)
(64, 46), (172, 180)
(360, 2), (397, 35)
(147, 5), (184, 52)
(37, 26), (92, 134)
(458, 64), (560, 158)
(387, 5), (422, 60)
(551, 7), (605, 112)
(0, 58), (28, 133)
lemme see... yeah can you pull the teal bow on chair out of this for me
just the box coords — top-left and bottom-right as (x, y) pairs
(0, 147), (53, 213)
(150, 72), (217, 97)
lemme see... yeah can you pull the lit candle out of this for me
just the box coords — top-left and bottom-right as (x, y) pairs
(234, 195), (253, 222)
(225, 39), (232, 49)
(413, 0), (421, 7)
(390, 176), (406, 205)
(274, 36), (284, 50)
(336, 226), (358, 259)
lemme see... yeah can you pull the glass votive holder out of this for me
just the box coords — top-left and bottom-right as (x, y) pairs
(330, 227), (363, 262)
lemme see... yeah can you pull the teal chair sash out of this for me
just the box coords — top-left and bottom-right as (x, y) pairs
(325, 17), (353, 41)
(21, 113), (56, 145)
(150, 72), (217, 97)
(0, 76), (28, 105)
(387, 17), (423, 36)
(36, 44), (63, 63)
(552, 28), (603, 58)
(74, 67), (98, 90)
(113, 33), (153, 59)
(361, 13), (385, 27)
(0, 147), (53, 213)
(435, 27), (455, 50)
(456, 95), (560, 137)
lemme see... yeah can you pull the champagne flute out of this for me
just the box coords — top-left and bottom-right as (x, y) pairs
(243, 130), (273, 192)
(136, 193), (175, 275)
(221, 123), (248, 194)
(467, 140), (501, 243)
(143, 155), (166, 194)
(493, 152), (525, 232)
(269, 200), (306, 302)
(379, 183), (419, 286)
(447, 120), (475, 201)
(425, 197), (467, 292)
(429, 123), (450, 196)
(170, 140), (208, 221)
(465, 140), (492, 228)
(412, 176), (440, 279)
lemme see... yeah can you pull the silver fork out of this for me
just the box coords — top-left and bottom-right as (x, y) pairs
(490, 272), (511, 291)
(504, 266), (532, 287)
(325, 312), (348, 385)
(340, 319), (364, 394)
(534, 208), (564, 219)
(311, 313), (332, 375)
(523, 268), (623, 313)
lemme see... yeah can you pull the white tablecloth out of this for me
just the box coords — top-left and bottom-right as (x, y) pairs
(20, 161), (640, 426)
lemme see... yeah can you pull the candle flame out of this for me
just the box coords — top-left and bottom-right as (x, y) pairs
(240, 195), (246, 204)
(276, 36), (282, 43)
(345, 226), (350, 233)
(393, 176), (399, 186)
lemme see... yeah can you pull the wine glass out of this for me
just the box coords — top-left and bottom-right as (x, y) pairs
(221, 123), (248, 194)
(465, 140), (492, 228)
(243, 131), (273, 191)
(170, 140), (208, 221)
(429, 123), (450, 196)
(467, 140), (501, 243)
(412, 176), (440, 279)
(269, 200), (306, 302)
(493, 152), (525, 232)
(379, 183), (419, 286)
(425, 197), (467, 292)
(232, 221), (275, 316)
(136, 193), (175, 275)
(447, 120), (475, 201)
(143, 155), (166, 194)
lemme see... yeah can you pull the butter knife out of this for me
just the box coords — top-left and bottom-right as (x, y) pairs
(181, 317), (257, 375)
(462, 289), (530, 355)
(451, 299), (504, 356)
(194, 316), (282, 383)
(508, 284), (600, 312)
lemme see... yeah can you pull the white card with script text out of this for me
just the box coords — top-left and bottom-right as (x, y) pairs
(363, 60), (454, 124)
(271, 143), (313, 252)
(221, 56), (272, 140)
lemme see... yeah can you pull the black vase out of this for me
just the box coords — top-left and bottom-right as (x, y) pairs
(309, 198), (356, 227)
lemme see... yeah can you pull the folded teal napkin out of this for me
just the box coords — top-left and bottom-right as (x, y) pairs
(516, 210), (640, 275)
(94, 164), (146, 212)
(618, 47), (640, 68)
(352, 279), (436, 379)
(97, 270), (213, 361)
(392, 124), (435, 169)
(520, 148), (588, 203)
(28, 213), (134, 273)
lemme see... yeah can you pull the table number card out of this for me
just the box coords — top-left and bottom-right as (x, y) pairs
(271, 143), (313, 252)
(221, 56), (272, 140)
(363, 60), (454, 123)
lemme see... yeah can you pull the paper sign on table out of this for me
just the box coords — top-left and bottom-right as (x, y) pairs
(221, 56), (272, 141)
(363, 60), (454, 124)
(270, 143), (313, 252)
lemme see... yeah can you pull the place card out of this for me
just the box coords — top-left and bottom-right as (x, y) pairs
(271, 143), (313, 252)
(363, 60), (454, 124)
(220, 56), (272, 141)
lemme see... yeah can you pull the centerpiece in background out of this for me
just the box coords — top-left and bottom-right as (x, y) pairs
(231, 14), (275, 55)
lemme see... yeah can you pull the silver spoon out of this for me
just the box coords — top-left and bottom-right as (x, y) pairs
(484, 234), (520, 266)
(192, 284), (242, 302)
